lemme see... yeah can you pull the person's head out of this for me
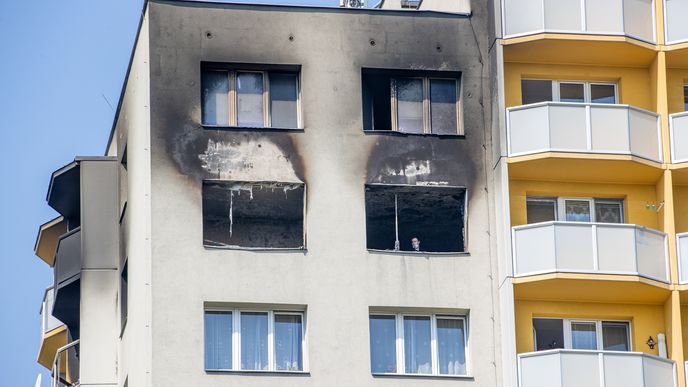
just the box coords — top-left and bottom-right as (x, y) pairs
(411, 237), (420, 251)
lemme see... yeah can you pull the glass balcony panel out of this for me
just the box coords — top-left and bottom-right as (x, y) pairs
(590, 106), (629, 152)
(604, 353), (644, 387)
(544, 0), (581, 31)
(503, 0), (544, 37)
(560, 352), (601, 387)
(622, 0), (654, 42)
(670, 113), (688, 163)
(585, 0), (623, 34)
(678, 233), (688, 284)
(635, 229), (667, 281)
(519, 351), (561, 387)
(629, 109), (660, 161)
(554, 223), (594, 271)
(508, 104), (551, 155)
(548, 105), (587, 151)
(665, 0), (688, 43)
(513, 224), (557, 274)
(596, 226), (637, 273)
(642, 356), (676, 386)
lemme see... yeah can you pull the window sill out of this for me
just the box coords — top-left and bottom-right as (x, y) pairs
(202, 125), (304, 132)
(206, 369), (310, 376)
(363, 130), (465, 139)
(204, 244), (307, 253)
(367, 249), (470, 257)
(372, 373), (473, 380)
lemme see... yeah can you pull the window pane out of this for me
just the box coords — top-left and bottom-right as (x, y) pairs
(369, 315), (397, 373)
(270, 73), (298, 128)
(437, 318), (466, 375)
(521, 80), (553, 105)
(565, 200), (591, 222)
(274, 314), (303, 371)
(591, 84), (616, 104)
(559, 83), (585, 103)
(202, 71), (229, 126)
(237, 72), (264, 127)
(602, 322), (630, 351)
(396, 78), (424, 134)
(403, 316), (432, 374)
(241, 312), (268, 370)
(595, 200), (623, 223)
(533, 318), (564, 351)
(430, 79), (458, 135)
(527, 198), (557, 224)
(684, 85), (687, 111)
(204, 311), (232, 369)
(571, 322), (597, 350)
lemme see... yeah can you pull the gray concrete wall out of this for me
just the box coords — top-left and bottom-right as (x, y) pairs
(145, 1), (498, 386)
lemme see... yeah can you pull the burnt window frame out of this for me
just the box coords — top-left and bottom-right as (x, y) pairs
(202, 180), (307, 251)
(364, 184), (469, 254)
(362, 68), (464, 136)
(201, 62), (302, 130)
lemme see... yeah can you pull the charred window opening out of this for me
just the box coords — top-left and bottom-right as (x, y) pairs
(365, 185), (466, 253)
(203, 181), (305, 249)
(362, 69), (462, 135)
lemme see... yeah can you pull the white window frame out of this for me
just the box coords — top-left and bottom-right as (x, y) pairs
(202, 69), (302, 129)
(525, 196), (624, 224)
(390, 77), (463, 135)
(204, 308), (307, 373)
(370, 313), (469, 377)
(523, 79), (618, 104)
(533, 317), (632, 352)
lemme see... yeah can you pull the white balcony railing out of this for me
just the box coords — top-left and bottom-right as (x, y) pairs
(41, 287), (62, 335)
(677, 233), (688, 284)
(670, 112), (688, 163)
(501, 0), (656, 43)
(507, 102), (662, 162)
(664, 0), (688, 44)
(512, 222), (669, 282)
(52, 340), (79, 387)
(518, 350), (676, 387)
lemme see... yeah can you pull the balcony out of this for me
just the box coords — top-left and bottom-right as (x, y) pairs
(37, 287), (68, 370)
(512, 222), (669, 282)
(52, 340), (79, 387)
(518, 349), (676, 387)
(677, 233), (688, 284)
(53, 228), (81, 340)
(507, 102), (662, 162)
(665, 0), (688, 44)
(501, 0), (656, 43)
(670, 112), (688, 163)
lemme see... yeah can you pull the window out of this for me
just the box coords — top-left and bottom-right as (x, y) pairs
(204, 309), (305, 372)
(684, 84), (688, 111)
(369, 314), (468, 376)
(120, 260), (128, 331)
(362, 69), (462, 135)
(400, 0), (421, 8)
(533, 318), (630, 352)
(521, 80), (617, 105)
(525, 197), (623, 224)
(365, 185), (466, 253)
(202, 181), (305, 249)
(201, 66), (300, 128)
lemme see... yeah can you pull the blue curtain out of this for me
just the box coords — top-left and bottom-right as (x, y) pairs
(204, 311), (232, 370)
(241, 312), (269, 370)
(369, 315), (397, 373)
(274, 314), (303, 371)
(404, 316), (432, 374)
(437, 318), (466, 375)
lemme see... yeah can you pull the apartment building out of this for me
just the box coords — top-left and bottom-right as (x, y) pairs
(33, 1), (500, 386)
(490, 0), (688, 386)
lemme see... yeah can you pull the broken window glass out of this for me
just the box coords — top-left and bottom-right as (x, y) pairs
(365, 185), (466, 253)
(202, 181), (305, 249)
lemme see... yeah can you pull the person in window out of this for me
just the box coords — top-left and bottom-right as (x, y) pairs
(411, 237), (420, 252)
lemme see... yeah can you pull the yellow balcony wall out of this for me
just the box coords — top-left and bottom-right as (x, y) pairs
(515, 299), (666, 357)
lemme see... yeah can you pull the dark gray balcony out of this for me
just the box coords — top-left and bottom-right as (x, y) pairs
(52, 228), (81, 340)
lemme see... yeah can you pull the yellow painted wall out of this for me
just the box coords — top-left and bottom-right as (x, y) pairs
(504, 62), (654, 110)
(515, 299), (665, 356)
(673, 185), (688, 233)
(509, 179), (660, 229)
(667, 68), (688, 114)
